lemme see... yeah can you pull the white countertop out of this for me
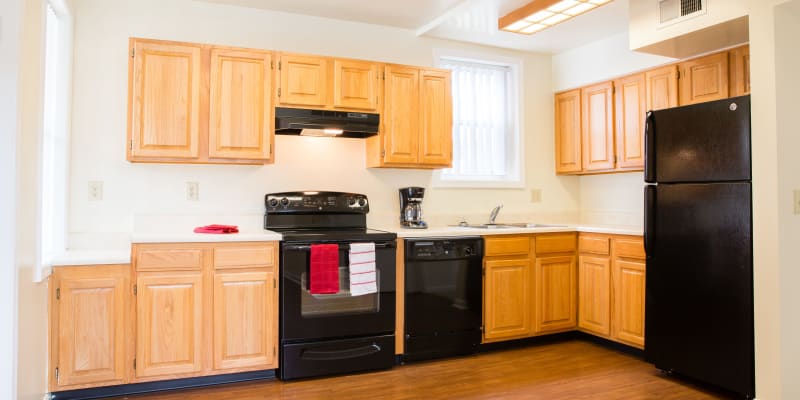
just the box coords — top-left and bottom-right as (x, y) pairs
(382, 224), (642, 238)
(130, 229), (283, 243)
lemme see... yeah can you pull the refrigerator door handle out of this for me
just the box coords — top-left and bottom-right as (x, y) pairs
(644, 111), (656, 183)
(644, 185), (655, 257)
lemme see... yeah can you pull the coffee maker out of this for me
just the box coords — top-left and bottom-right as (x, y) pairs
(399, 187), (427, 229)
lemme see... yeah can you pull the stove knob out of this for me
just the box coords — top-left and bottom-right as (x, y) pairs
(268, 198), (279, 207)
(358, 198), (367, 207)
(280, 197), (289, 206)
(464, 247), (473, 256)
(348, 198), (356, 206)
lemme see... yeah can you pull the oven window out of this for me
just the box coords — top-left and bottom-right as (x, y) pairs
(300, 268), (380, 317)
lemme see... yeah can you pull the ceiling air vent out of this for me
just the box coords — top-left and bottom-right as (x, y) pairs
(659, 0), (706, 25)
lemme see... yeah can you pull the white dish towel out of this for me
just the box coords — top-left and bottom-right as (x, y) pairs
(349, 242), (377, 296)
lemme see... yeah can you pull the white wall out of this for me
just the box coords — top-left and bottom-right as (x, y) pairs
(0, 0), (23, 397)
(552, 32), (674, 226)
(774, 2), (800, 397)
(68, 0), (579, 242)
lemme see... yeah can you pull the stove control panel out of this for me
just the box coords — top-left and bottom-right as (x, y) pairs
(265, 191), (369, 213)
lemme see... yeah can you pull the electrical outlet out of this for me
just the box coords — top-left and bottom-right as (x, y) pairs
(88, 181), (103, 201)
(186, 182), (199, 201)
(794, 189), (800, 215)
(530, 189), (542, 203)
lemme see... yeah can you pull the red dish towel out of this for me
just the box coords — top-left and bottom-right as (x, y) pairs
(310, 244), (340, 294)
(193, 224), (239, 234)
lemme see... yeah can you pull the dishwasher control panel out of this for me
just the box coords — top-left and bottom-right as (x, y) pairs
(406, 237), (483, 261)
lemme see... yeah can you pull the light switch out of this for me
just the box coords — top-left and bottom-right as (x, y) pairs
(530, 189), (542, 203)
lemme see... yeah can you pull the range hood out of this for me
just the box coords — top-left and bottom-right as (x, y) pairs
(275, 107), (380, 138)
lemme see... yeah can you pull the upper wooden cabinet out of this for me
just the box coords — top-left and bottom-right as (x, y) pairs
(276, 53), (381, 112)
(129, 40), (201, 160)
(729, 45), (750, 97)
(678, 52), (729, 106)
(367, 64), (452, 169)
(49, 265), (131, 391)
(581, 82), (615, 172)
(127, 38), (274, 165)
(614, 73), (647, 170)
(645, 65), (678, 111)
(554, 89), (582, 174)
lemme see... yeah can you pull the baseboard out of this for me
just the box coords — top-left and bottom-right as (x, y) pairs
(49, 369), (275, 400)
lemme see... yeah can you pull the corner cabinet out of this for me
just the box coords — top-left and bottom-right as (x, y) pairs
(367, 64), (452, 169)
(127, 38), (274, 165)
(49, 265), (132, 392)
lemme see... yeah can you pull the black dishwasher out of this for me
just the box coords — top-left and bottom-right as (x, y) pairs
(404, 237), (483, 361)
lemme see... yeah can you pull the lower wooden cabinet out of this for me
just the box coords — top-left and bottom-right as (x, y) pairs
(483, 257), (532, 341)
(49, 241), (279, 391)
(577, 255), (611, 336)
(49, 265), (131, 391)
(534, 255), (577, 334)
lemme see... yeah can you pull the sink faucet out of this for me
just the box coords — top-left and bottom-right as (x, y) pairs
(489, 204), (503, 224)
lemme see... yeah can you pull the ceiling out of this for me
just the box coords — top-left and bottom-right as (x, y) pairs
(200, 0), (629, 54)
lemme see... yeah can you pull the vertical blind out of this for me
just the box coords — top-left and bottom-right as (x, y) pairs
(440, 58), (511, 179)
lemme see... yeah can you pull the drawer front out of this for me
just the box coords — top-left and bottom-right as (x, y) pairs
(579, 235), (610, 255)
(135, 246), (203, 271)
(214, 243), (277, 269)
(535, 234), (577, 255)
(614, 237), (645, 259)
(484, 236), (531, 257)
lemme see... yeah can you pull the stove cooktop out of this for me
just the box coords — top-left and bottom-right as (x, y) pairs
(274, 228), (396, 242)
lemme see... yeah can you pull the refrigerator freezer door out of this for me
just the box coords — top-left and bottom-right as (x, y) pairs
(648, 95), (751, 183)
(645, 182), (753, 398)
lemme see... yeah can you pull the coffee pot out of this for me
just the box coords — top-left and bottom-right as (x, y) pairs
(399, 187), (427, 229)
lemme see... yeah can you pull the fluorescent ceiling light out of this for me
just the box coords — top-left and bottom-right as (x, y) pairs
(499, 0), (614, 35)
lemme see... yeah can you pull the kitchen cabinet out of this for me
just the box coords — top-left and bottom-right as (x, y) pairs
(613, 73), (646, 170)
(581, 82), (615, 172)
(49, 265), (131, 391)
(678, 52), (729, 106)
(277, 54), (329, 107)
(533, 234), (577, 334)
(577, 234), (611, 336)
(554, 89), (582, 174)
(333, 59), (380, 111)
(482, 235), (533, 342)
(127, 38), (273, 165)
(131, 242), (279, 382)
(611, 237), (646, 348)
(729, 45), (750, 97)
(366, 64), (452, 169)
(645, 65), (679, 111)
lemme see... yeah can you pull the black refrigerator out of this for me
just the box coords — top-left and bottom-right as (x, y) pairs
(644, 95), (754, 399)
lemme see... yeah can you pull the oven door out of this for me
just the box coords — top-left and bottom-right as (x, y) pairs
(281, 240), (396, 342)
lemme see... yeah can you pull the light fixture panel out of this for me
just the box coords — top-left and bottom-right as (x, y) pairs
(547, 0), (580, 13)
(499, 0), (615, 35)
(564, 2), (596, 16)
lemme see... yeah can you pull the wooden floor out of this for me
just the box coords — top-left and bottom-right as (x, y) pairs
(112, 340), (734, 400)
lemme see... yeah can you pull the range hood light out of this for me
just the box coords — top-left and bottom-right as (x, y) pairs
(323, 128), (344, 135)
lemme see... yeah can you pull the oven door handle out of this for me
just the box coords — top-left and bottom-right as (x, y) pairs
(283, 242), (396, 251)
(300, 343), (382, 361)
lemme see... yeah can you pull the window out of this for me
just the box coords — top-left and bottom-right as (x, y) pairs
(39, 0), (72, 278)
(434, 52), (523, 187)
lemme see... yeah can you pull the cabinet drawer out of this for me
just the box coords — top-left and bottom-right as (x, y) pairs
(614, 237), (645, 259)
(135, 246), (203, 271)
(484, 236), (530, 257)
(214, 243), (276, 269)
(535, 234), (576, 255)
(579, 235), (610, 255)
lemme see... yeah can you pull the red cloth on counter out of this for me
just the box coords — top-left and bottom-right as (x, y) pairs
(310, 244), (340, 294)
(193, 224), (240, 234)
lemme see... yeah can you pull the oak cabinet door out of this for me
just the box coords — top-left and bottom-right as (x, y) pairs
(613, 259), (646, 348)
(382, 65), (420, 165)
(581, 82), (615, 172)
(213, 270), (277, 371)
(729, 45), (750, 97)
(419, 69), (452, 167)
(577, 256), (611, 336)
(554, 89), (582, 174)
(483, 258), (532, 341)
(278, 54), (329, 107)
(534, 256), (577, 333)
(136, 272), (204, 379)
(209, 49), (273, 161)
(645, 65), (678, 111)
(129, 40), (201, 159)
(678, 52), (729, 106)
(51, 266), (129, 390)
(333, 59), (379, 111)
(614, 73), (646, 171)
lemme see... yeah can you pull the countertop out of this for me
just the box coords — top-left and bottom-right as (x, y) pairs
(50, 224), (641, 269)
